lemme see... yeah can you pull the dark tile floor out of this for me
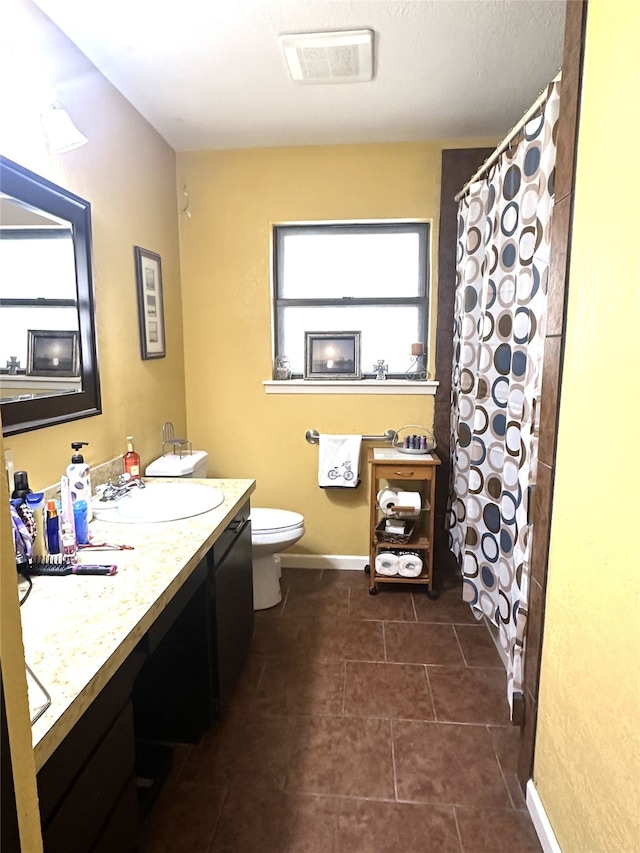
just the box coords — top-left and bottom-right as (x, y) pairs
(139, 567), (542, 853)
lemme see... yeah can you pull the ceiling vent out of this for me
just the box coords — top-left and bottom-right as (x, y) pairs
(279, 29), (373, 84)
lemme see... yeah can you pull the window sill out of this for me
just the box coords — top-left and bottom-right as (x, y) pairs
(263, 379), (438, 395)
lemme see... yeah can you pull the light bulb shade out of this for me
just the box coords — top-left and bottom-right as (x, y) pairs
(41, 104), (88, 154)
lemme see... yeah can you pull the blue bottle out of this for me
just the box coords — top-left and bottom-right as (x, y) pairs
(46, 500), (60, 554)
(73, 500), (89, 545)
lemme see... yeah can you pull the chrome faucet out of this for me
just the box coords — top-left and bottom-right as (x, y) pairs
(97, 474), (146, 502)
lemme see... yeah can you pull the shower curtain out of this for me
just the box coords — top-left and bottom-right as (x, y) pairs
(448, 79), (560, 712)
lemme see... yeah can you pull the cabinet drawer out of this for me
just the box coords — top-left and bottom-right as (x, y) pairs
(90, 776), (139, 853)
(211, 501), (250, 568)
(37, 645), (145, 823)
(42, 701), (135, 853)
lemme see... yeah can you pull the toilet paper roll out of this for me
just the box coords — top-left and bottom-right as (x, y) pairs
(375, 552), (399, 576)
(397, 552), (423, 577)
(377, 488), (399, 516)
(394, 491), (421, 518)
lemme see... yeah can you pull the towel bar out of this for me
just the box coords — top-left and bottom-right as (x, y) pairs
(305, 429), (397, 445)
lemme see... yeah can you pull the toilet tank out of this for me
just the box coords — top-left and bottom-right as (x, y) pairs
(144, 451), (208, 478)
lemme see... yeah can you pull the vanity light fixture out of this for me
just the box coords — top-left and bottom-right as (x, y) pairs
(279, 29), (374, 84)
(40, 101), (88, 154)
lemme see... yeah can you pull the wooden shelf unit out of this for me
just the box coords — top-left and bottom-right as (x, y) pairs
(366, 448), (440, 597)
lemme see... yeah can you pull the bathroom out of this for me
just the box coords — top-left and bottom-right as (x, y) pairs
(1, 1), (639, 852)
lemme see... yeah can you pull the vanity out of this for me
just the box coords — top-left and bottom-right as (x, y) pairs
(19, 477), (255, 853)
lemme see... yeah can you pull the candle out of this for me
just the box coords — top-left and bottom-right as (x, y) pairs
(411, 342), (424, 356)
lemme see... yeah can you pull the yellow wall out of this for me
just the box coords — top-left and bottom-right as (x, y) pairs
(0, 3), (187, 849)
(534, 2), (640, 850)
(177, 141), (492, 556)
(0, 0), (187, 490)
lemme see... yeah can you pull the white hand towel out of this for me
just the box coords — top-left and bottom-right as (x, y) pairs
(318, 434), (362, 488)
(375, 552), (399, 576)
(397, 552), (423, 578)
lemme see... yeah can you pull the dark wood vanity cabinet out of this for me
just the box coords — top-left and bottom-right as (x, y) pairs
(36, 501), (254, 852)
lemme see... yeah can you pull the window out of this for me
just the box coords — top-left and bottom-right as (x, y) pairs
(273, 221), (430, 378)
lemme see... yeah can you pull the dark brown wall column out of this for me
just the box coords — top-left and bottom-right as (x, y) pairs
(517, 0), (588, 789)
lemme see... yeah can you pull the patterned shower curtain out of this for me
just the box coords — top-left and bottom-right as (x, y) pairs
(448, 79), (560, 713)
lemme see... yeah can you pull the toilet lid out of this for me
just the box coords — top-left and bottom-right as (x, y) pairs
(250, 507), (304, 533)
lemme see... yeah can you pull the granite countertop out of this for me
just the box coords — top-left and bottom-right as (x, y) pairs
(18, 477), (255, 772)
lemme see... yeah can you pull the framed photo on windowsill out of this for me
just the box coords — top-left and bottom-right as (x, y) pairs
(134, 246), (166, 359)
(304, 331), (361, 380)
(26, 330), (79, 377)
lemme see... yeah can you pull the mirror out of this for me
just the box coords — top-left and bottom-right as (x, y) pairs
(0, 156), (101, 435)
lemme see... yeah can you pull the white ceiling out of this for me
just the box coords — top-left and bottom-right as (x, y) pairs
(33, 0), (566, 153)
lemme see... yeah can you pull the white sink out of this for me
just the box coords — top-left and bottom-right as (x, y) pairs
(92, 482), (224, 524)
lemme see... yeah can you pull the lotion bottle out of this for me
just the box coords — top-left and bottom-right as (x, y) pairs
(25, 492), (46, 557)
(67, 442), (93, 520)
(123, 436), (141, 480)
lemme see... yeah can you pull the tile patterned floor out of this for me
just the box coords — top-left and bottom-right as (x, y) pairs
(139, 568), (542, 853)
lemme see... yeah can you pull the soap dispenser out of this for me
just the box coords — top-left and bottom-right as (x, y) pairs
(123, 436), (141, 480)
(67, 442), (93, 520)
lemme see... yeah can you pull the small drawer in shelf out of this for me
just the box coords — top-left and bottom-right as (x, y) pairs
(379, 464), (429, 480)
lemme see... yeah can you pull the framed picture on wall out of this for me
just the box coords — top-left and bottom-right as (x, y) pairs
(304, 331), (361, 379)
(134, 246), (166, 359)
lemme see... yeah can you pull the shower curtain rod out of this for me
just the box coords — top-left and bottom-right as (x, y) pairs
(454, 70), (562, 202)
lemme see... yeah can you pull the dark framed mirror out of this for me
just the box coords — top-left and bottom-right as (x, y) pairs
(0, 156), (101, 435)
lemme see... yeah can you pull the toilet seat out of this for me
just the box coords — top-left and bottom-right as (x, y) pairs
(250, 508), (304, 534)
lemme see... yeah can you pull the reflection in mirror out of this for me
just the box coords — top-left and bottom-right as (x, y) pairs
(0, 156), (101, 435)
(1, 207), (79, 396)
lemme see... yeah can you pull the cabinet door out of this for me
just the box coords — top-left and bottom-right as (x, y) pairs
(133, 571), (213, 744)
(211, 519), (253, 717)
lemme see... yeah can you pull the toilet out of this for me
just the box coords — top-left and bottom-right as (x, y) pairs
(250, 508), (305, 610)
(145, 450), (209, 478)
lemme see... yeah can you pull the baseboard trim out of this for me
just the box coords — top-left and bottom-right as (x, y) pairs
(526, 780), (562, 853)
(278, 554), (367, 571)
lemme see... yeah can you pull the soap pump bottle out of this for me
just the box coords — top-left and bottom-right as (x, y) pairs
(123, 436), (141, 480)
(67, 441), (93, 521)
